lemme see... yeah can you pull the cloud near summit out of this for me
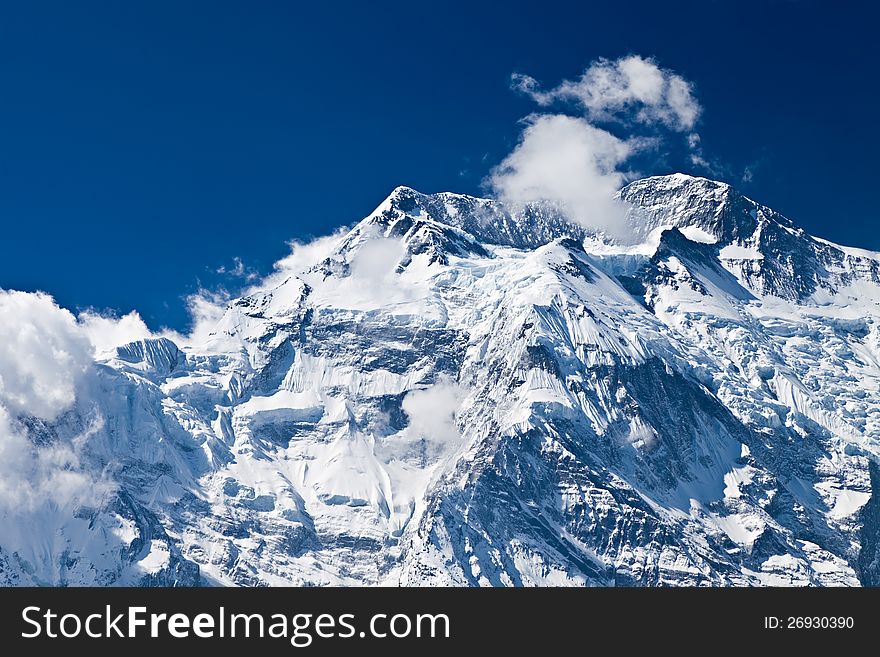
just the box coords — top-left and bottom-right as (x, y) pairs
(488, 55), (705, 238)
(489, 114), (639, 236)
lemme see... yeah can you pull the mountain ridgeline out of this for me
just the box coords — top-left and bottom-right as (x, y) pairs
(3, 174), (880, 587)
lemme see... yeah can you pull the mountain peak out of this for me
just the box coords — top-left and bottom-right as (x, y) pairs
(360, 184), (585, 252)
(314, 174), (878, 306)
(617, 173), (762, 243)
(377, 174), (775, 253)
(113, 337), (184, 378)
(627, 172), (733, 190)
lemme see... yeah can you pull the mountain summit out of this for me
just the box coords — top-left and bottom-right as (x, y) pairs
(3, 174), (880, 587)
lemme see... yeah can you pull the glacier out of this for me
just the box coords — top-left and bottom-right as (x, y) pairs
(2, 173), (880, 586)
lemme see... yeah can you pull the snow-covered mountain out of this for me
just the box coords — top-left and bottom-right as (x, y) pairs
(3, 173), (880, 586)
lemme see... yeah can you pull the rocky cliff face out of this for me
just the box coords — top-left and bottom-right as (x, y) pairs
(3, 174), (880, 586)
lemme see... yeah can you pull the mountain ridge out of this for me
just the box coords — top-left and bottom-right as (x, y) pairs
(2, 173), (880, 587)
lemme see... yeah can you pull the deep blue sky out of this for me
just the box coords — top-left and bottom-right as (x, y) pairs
(1, 1), (877, 330)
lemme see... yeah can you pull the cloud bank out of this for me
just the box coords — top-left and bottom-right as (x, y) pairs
(0, 290), (110, 516)
(0, 290), (93, 420)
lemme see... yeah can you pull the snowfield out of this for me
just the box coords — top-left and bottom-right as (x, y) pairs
(2, 173), (880, 587)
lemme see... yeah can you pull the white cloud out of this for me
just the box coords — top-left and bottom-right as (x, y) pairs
(687, 133), (710, 168)
(0, 409), (34, 493)
(240, 228), (349, 295)
(183, 229), (349, 344)
(740, 158), (766, 185)
(0, 290), (111, 520)
(184, 288), (232, 346)
(402, 377), (465, 446)
(496, 55), (713, 234)
(665, 74), (701, 132)
(309, 232), (419, 310)
(0, 408), (108, 514)
(78, 309), (156, 353)
(216, 256), (258, 282)
(349, 235), (405, 282)
(0, 290), (93, 420)
(513, 55), (701, 132)
(176, 230), (350, 346)
(271, 229), (349, 280)
(488, 114), (640, 235)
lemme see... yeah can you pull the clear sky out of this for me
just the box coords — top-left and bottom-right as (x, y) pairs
(1, 0), (877, 330)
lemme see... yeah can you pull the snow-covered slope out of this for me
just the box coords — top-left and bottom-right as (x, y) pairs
(3, 173), (880, 586)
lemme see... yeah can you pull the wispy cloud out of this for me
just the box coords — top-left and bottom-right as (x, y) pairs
(259, 228), (349, 287)
(740, 154), (768, 185)
(512, 55), (701, 132)
(184, 287), (233, 346)
(216, 256), (259, 282)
